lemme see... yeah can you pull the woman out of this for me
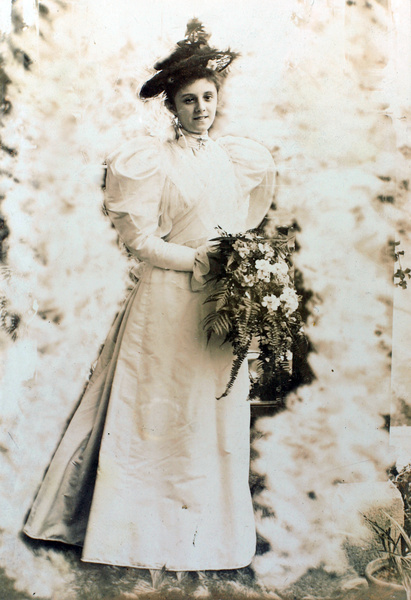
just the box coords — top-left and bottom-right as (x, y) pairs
(23, 20), (276, 573)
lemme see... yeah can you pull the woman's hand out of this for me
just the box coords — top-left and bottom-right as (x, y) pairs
(191, 241), (221, 291)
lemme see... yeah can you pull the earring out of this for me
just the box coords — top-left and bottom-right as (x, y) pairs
(172, 115), (182, 139)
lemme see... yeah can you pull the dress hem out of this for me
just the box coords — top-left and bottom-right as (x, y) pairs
(22, 529), (83, 548)
(22, 529), (255, 571)
(80, 555), (255, 572)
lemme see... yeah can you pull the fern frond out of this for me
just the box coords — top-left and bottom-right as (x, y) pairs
(215, 286), (231, 312)
(217, 344), (251, 400)
(204, 311), (232, 339)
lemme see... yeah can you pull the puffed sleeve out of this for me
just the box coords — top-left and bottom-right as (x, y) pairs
(105, 137), (196, 271)
(217, 136), (276, 229)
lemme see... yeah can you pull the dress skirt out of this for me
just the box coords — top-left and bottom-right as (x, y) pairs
(23, 264), (256, 571)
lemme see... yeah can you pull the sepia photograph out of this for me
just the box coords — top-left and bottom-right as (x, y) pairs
(0, 0), (410, 598)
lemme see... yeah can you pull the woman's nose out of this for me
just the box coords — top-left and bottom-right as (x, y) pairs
(195, 100), (206, 113)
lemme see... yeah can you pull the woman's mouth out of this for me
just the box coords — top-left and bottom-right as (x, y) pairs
(194, 116), (208, 120)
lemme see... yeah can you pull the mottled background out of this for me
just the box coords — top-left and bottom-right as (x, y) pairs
(0, 0), (410, 598)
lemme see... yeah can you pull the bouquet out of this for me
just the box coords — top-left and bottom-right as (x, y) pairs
(203, 227), (306, 400)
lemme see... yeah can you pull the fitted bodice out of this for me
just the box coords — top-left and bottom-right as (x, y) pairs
(159, 137), (243, 246)
(104, 133), (276, 270)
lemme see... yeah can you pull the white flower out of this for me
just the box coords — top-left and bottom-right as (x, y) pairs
(261, 294), (281, 313)
(255, 258), (289, 283)
(258, 242), (274, 258)
(280, 287), (299, 314)
(271, 261), (289, 277)
(240, 273), (255, 287)
(234, 240), (250, 258)
(255, 259), (273, 282)
(255, 258), (271, 272)
(267, 261), (288, 284)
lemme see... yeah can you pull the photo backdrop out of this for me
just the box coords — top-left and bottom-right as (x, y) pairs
(0, 0), (410, 597)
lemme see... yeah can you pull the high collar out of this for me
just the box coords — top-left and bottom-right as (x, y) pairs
(176, 128), (210, 152)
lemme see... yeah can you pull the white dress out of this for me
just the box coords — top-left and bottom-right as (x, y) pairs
(23, 132), (276, 571)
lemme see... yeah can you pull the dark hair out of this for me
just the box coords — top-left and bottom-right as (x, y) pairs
(139, 20), (238, 101)
(163, 66), (221, 112)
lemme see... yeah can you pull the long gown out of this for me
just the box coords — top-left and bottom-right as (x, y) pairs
(23, 131), (276, 571)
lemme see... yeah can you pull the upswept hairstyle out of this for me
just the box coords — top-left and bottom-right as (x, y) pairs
(139, 19), (238, 104)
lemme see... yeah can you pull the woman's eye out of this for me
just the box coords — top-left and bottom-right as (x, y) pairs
(184, 98), (195, 104)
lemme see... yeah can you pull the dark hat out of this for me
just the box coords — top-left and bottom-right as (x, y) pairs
(139, 19), (239, 99)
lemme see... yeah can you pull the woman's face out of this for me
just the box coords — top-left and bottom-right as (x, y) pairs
(173, 78), (218, 135)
